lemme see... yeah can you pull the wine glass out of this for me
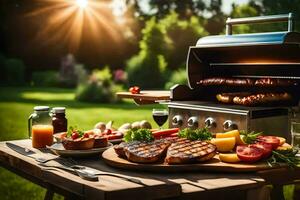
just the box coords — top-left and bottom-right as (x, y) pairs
(152, 109), (168, 129)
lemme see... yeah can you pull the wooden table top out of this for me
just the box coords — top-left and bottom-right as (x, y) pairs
(0, 139), (288, 200)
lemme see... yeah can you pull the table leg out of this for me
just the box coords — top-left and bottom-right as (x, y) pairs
(44, 189), (54, 200)
(246, 185), (271, 200)
(271, 185), (284, 200)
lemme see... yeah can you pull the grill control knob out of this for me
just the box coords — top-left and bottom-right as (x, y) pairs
(172, 115), (183, 126)
(188, 117), (199, 128)
(223, 120), (238, 131)
(205, 117), (216, 128)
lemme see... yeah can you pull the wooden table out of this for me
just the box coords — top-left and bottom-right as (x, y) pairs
(0, 140), (299, 200)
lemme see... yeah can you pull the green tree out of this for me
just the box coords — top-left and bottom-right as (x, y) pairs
(160, 12), (207, 70)
(126, 18), (170, 89)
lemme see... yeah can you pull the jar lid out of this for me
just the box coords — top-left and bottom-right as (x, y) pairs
(34, 106), (50, 111)
(52, 107), (66, 113)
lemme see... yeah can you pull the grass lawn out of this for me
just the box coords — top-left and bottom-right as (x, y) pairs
(0, 86), (165, 200)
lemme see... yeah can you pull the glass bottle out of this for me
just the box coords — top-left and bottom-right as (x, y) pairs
(52, 107), (68, 134)
(28, 106), (53, 148)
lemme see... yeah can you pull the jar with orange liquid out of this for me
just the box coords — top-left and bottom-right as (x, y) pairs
(28, 106), (53, 148)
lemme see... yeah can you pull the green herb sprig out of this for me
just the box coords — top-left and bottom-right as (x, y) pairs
(240, 130), (262, 144)
(267, 147), (300, 168)
(67, 126), (84, 137)
(124, 128), (154, 142)
(178, 128), (212, 141)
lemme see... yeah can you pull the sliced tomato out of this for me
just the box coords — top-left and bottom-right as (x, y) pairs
(250, 142), (272, 159)
(236, 145), (264, 163)
(152, 128), (179, 139)
(256, 136), (280, 149)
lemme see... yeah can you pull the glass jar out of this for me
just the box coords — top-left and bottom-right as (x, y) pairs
(28, 106), (53, 148)
(52, 107), (68, 134)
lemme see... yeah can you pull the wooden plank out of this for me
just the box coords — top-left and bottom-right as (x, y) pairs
(116, 91), (170, 104)
(102, 147), (289, 172)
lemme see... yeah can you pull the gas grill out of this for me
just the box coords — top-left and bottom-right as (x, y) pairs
(166, 13), (300, 142)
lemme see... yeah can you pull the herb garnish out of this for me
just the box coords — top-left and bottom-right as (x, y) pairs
(178, 128), (212, 141)
(67, 126), (84, 137)
(124, 128), (154, 142)
(240, 130), (262, 144)
(267, 147), (300, 168)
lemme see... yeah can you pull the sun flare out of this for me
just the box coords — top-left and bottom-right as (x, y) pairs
(27, 0), (132, 52)
(76, 0), (88, 9)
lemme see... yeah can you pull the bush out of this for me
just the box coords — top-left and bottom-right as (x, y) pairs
(165, 68), (187, 89)
(75, 67), (122, 103)
(5, 58), (26, 85)
(31, 71), (59, 87)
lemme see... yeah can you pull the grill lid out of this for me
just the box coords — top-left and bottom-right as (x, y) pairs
(186, 13), (300, 89)
(196, 31), (300, 47)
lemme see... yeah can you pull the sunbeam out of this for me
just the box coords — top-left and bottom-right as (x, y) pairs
(27, 0), (131, 52)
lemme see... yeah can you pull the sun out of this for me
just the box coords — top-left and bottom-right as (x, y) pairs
(76, 0), (88, 9)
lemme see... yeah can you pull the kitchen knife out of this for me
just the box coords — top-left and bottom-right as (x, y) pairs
(6, 142), (36, 157)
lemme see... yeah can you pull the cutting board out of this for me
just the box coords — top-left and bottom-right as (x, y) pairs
(116, 91), (170, 104)
(102, 148), (288, 172)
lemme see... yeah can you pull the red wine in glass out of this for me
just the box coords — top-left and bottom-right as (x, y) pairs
(152, 109), (168, 129)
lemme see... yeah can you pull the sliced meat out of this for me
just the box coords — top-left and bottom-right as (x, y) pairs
(124, 139), (171, 163)
(165, 138), (216, 164)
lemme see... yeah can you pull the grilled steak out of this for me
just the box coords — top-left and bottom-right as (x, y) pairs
(124, 139), (171, 163)
(165, 138), (216, 164)
(114, 142), (132, 158)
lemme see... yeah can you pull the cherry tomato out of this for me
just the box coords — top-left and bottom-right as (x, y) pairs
(104, 129), (112, 135)
(256, 136), (280, 149)
(236, 145), (264, 163)
(71, 132), (79, 140)
(250, 142), (272, 159)
(83, 133), (90, 138)
(129, 86), (140, 94)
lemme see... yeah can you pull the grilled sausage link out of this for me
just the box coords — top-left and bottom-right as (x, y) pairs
(255, 78), (298, 87)
(197, 78), (254, 86)
(232, 92), (292, 106)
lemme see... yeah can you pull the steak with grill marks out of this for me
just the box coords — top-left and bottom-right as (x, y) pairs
(124, 139), (171, 163)
(165, 138), (217, 164)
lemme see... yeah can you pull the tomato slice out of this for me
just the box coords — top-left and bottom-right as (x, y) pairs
(256, 136), (280, 150)
(250, 142), (272, 159)
(236, 145), (264, 163)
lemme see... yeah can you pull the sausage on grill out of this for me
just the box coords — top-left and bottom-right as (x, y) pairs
(197, 78), (254, 86)
(232, 92), (292, 106)
(197, 78), (297, 87)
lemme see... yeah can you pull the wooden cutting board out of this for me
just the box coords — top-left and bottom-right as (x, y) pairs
(102, 147), (288, 172)
(116, 91), (170, 104)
